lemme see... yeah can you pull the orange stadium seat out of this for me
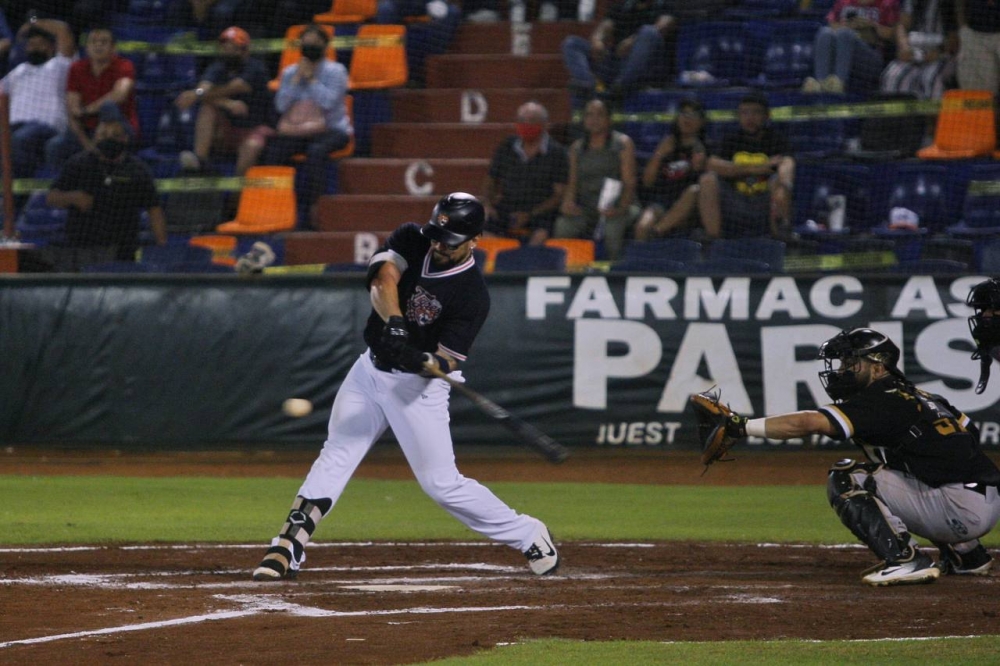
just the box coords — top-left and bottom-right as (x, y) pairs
(918, 89), (997, 160)
(189, 234), (238, 266)
(269, 25), (337, 92)
(348, 24), (408, 90)
(474, 237), (520, 273)
(544, 238), (595, 271)
(216, 167), (297, 234)
(314, 0), (378, 24)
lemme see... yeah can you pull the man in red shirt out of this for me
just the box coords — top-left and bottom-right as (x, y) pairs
(45, 26), (137, 170)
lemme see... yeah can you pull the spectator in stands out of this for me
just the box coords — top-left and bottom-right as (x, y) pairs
(257, 24), (351, 214)
(5, 15), (76, 72)
(3, 1), (124, 41)
(634, 97), (708, 241)
(955, 0), (1000, 92)
(174, 26), (272, 175)
(46, 103), (166, 271)
(803, 0), (901, 95)
(553, 98), (638, 261)
(561, 0), (677, 104)
(46, 27), (138, 171)
(0, 25), (72, 178)
(483, 101), (569, 245)
(169, 0), (251, 36)
(696, 91), (795, 239)
(0, 9), (13, 74)
(377, 0), (462, 87)
(881, 0), (958, 99)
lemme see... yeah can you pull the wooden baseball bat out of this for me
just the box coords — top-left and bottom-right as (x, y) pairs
(423, 361), (569, 464)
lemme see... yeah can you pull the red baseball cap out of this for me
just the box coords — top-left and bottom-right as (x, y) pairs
(219, 26), (250, 47)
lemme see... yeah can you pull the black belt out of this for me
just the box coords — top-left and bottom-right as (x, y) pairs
(369, 349), (398, 373)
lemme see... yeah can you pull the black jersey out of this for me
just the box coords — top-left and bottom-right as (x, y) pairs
(820, 376), (1000, 487)
(364, 223), (490, 368)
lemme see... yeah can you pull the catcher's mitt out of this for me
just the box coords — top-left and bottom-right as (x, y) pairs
(689, 389), (747, 472)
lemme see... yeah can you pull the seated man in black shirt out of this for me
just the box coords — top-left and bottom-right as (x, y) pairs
(482, 101), (569, 246)
(697, 91), (795, 239)
(46, 103), (166, 272)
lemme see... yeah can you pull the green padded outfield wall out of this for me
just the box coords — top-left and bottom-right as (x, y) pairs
(2, 274), (998, 450)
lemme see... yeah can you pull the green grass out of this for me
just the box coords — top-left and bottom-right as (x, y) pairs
(423, 636), (1000, 665)
(1, 476), (999, 546)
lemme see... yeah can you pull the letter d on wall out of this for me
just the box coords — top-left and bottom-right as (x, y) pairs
(574, 320), (662, 409)
(460, 90), (488, 123)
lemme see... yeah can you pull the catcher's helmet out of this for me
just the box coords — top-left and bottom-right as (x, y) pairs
(421, 192), (485, 248)
(817, 328), (902, 400)
(967, 278), (1000, 355)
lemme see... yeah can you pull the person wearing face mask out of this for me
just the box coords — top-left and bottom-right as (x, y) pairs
(45, 104), (167, 272)
(254, 23), (350, 221)
(174, 26), (272, 175)
(45, 26), (138, 171)
(482, 101), (569, 245)
(0, 25), (73, 178)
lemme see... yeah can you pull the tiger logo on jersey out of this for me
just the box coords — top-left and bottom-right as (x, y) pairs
(407, 286), (442, 326)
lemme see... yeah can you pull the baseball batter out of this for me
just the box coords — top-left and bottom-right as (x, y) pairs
(252, 192), (559, 581)
(700, 328), (999, 586)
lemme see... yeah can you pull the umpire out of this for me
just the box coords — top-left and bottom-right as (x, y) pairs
(719, 328), (1000, 587)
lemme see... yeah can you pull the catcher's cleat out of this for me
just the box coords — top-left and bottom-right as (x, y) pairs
(861, 547), (940, 587)
(934, 543), (993, 576)
(524, 522), (560, 575)
(252, 537), (303, 581)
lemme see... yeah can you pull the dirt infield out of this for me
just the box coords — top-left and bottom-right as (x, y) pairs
(2, 449), (999, 664)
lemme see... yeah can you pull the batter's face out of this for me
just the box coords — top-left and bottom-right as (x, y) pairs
(429, 236), (477, 267)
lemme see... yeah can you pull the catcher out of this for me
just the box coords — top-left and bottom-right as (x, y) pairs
(690, 327), (1000, 587)
(967, 277), (1000, 394)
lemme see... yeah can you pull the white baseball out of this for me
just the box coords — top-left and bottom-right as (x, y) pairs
(282, 398), (313, 418)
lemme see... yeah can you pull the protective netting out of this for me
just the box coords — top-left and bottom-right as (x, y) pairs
(0, 1), (997, 273)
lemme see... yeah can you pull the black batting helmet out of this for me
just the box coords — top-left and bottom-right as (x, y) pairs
(817, 328), (902, 400)
(421, 192), (485, 248)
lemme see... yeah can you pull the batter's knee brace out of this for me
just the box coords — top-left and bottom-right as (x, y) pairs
(826, 459), (908, 562)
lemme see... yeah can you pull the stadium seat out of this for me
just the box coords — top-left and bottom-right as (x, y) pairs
(793, 162), (880, 234)
(493, 245), (567, 272)
(979, 240), (1000, 273)
(609, 258), (687, 273)
(544, 238), (595, 271)
(707, 238), (785, 271)
(216, 166), (298, 234)
(685, 257), (772, 274)
(874, 164), (950, 234)
(79, 261), (154, 273)
(189, 234), (238, 266)
(889, 259), (969, 274)
(347, 25), (408, 90)
(14, 192), (67, 245)
(269, 25), (337, 92)
(474, 237), (521, 273)
(314, 0), (378, 24)
(918, 90), (996, 159)
(744, 20), (821, 88)
(675, 22), (751, 86)
(139, 244), (214, 267)
(622, 238), (702, 263)
(724, 0), (799, 17)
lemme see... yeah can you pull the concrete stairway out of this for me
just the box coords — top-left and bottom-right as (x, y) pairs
(289, 20), (587, 265)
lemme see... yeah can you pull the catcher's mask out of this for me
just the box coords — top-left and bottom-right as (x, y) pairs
(818, 328), (902, 401)
(421, 192), (485, 249)
(967, 277), (1000, 393)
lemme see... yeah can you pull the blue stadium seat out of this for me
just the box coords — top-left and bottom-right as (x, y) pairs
(685, 257), (772, 274)
(80, 261), (154, 273)
(947, 164), (1000, 238)
(874, 164), (950, 234)
(793, 162), (882, 234)
(610, 258), (687, 273)
(139, 244), (214, 267)
(14, 192), (68, 245)
(493, 246), (567, 272)
(676, 22), (752, 86)
(622, 238), (702, 263)
(724, 0), (800, 18)
(707, 238), (785, 271)
(979, 240), (1000, 273)
(889, 259), (969, 275)
(744, 20), (822, 88)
